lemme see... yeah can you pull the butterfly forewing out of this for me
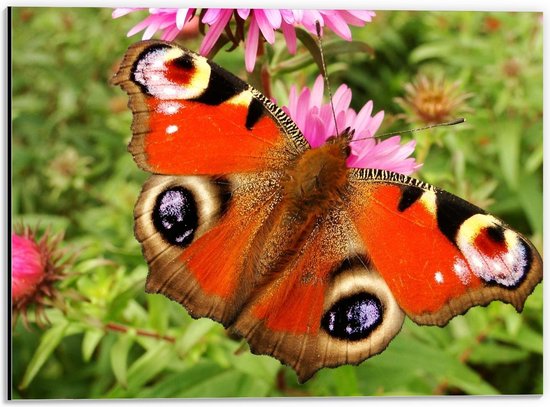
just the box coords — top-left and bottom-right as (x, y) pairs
(111, 40), (309, 176)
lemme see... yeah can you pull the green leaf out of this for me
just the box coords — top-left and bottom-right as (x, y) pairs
(125, 342), (174, 390)
(322, 40), (374, 59)
(278, 31), (374, 75)
(110, 334), (134, 388)
(468, 342), (529, 364)
(490, 324), (543, 354)
(135, 361), (225, 398)
(496, 121), (521, 190)
(327, 365), (359, 396)
(19, 321), (70, 389)
(146, 295), (170, 333)
(409, 42), (450, 63)
(140, 360), (273, 398)
(229, 348), (281, 384)
(81, 328), (105, 362)
(175, 318), (217, 356)
(295, 27), (324, 74)
(176, 367), (249, 398)
(356, 334), (499, 395)
(524, 143), (543, 174)
(516, 170), (543, 235)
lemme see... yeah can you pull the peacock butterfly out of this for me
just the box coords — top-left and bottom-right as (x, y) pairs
(112, 40), (543, 382)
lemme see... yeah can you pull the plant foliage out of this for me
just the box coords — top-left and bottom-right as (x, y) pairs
(11, 8), (542, 398)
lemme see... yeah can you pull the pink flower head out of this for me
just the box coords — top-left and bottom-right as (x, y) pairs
(283, 76), (421, 175)
(11, 227), (71, 328)
(113, 8), (376, 72)
(12, 233), (45, 302)
(114, 8), (197, 41)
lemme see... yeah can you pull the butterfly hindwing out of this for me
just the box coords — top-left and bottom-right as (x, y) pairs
(231, 205), (405, 382)
(135, 171), (289, 325)
(348, 168), (542, 326)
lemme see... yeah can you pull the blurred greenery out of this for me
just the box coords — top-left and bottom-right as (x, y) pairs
(11, 8), (542, 398)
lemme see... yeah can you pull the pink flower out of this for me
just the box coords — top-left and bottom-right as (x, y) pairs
(282, 76), (421, 175)
(12, 227), (71, 328)
(112, 8), (376, 72)
(114, 8), (197, 41)
(293, 10), (376, 41)
(12, 234), (45, 302)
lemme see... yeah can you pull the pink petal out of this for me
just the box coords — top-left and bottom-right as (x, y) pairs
(322, 12), (352, 40)
(354, 100), (374, 131)
(112, 8), (142, 19)
(346, 10), (376, 23)
(254, 10), (277, 44)
(200, 9), (233, 55)
(366, 111), (385, 135)
(310, 76), (325, 108)
(319, 104), (334, 128)
(338, 10), (374, 26)
(262, 9), (282, 27)
(12, 234), (44, 301)
(308, 116), (328, 147)
(298, 10), (323, 34)
(127, 15), (157, 37)
(157, 16), (176, 30)
(162, 25), (180, 41)
(176, 8), (191, 29)
(237, 9), (250, 19)
(143, 17), (162, 40)
(244, 17), (260, 72)
(295, 88), (312, 128)
(331, 85), (352, 113)
(202, 8), (224, 24)
(286, 86), (299, 115)
(281, 20), (297, 54)
(280, 9), (296, 24)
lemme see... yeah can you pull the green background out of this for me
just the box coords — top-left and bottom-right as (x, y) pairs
(11, 8), (542, 398)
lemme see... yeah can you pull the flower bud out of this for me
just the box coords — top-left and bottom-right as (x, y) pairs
(12, 234), (45, 302)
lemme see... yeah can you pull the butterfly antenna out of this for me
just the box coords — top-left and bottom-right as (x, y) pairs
(350, 117), (466, 143)
(316, 21), (340, 137)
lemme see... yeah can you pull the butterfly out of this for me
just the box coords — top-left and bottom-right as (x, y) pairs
(112, 40), (543, 382)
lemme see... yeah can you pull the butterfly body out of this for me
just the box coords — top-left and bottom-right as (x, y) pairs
(284, 133), (350, 210)
(113, 40), (542, 382)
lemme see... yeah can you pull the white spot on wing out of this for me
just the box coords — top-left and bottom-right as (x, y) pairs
(158, 102), (181, 115)
(434, 271), (444, 284)
(166, 125), (178, 134)
(453, 258), (471, 285)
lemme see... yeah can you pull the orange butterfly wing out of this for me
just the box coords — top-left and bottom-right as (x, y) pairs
(112, 40), (308, 175)
(347, 169), (542, 325)
(232, 205), (405, 382)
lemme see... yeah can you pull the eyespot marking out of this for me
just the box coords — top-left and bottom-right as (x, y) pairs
(153, 186), (198, 247)
(322, 292), (383, 341)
